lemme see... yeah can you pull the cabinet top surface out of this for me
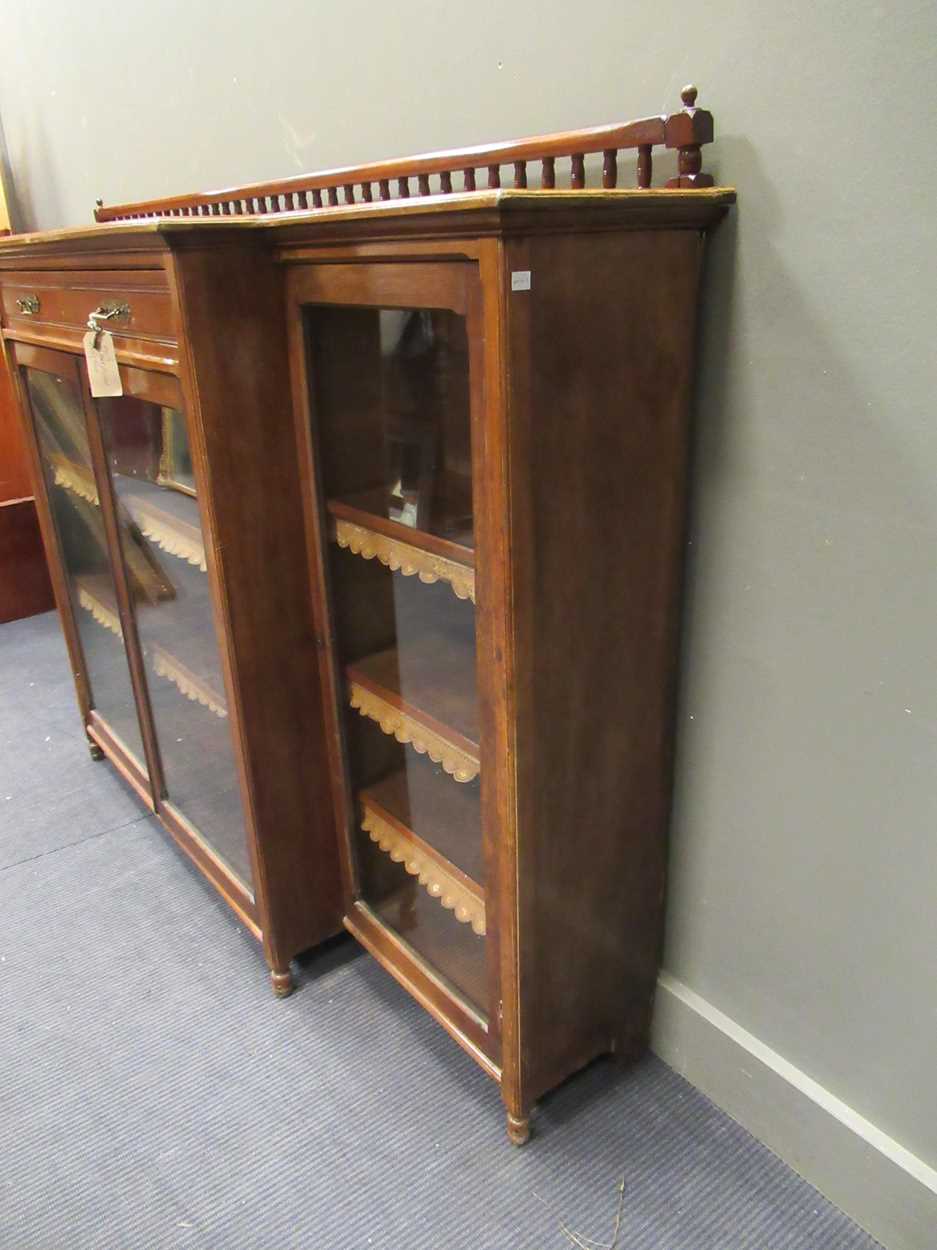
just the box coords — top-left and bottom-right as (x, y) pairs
(0, 188), (736, 260)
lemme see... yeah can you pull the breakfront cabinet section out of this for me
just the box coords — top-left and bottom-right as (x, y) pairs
(281, 192), (730, 1143)
(0, 240), (342, 993)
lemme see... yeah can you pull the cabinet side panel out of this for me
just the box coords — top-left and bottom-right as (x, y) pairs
(506, 229), (703, 1103)
(169, 244), (343, 966)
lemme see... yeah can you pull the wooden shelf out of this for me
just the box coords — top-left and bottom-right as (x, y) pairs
(75, 574), (228, 719)
(370, 878), (489, 1013)
(50, 453), (97, 505)
(328, 491), (474, 603)
(346, 621), (479, 783)
(329, 509), (475, 604)
(76, 573), (123, 638)
(50, 459), (206, 573)
(48, 457), (193, 598)
(360, 756), (484, 935)
(117, 476), (206, 573)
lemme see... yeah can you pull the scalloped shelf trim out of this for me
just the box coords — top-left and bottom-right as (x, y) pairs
(362, 805), (486, 936)
(52, 459), (207, 573)
(127, 504), (207, 572)
(332, 517), (475, 604)
(348, 681), (479, 784)
(54, 459), (98, 506)
(152, 648), (227, 719)
(78, 585), (122, 638)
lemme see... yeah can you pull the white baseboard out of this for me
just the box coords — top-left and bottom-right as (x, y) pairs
(651, 972), (937, 1250)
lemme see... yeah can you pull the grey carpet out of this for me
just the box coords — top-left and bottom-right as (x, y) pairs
(0, 611), (881, 1250)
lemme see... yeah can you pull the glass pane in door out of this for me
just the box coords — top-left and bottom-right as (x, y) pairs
(306, 305), (487, 1014)
(25, 367), (147, 768)
(95, 394), (253, 890)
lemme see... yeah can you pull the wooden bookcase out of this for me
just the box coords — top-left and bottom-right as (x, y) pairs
(1, 85), (734, 1138)
(275, 188), (733, 1142)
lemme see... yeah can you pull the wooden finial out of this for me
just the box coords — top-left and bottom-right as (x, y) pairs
(95, 197), (103, 207)
(664, 82), (714, 188)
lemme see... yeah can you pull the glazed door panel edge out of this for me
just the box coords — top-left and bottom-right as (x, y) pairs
(286, 255), (504, 1061)
(10, 333), (259, 923)
(91, 364), (256, 895)
(9, 341), (154, 798)
(473, 239), (522, 1112)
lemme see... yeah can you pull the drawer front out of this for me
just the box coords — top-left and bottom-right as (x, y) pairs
(2, 270), (175, 344)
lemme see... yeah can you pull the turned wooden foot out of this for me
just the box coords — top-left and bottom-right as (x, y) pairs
(270, 965), (295, 998)
(506, 1111), (531, 1146)
(87, 738), (104, 761)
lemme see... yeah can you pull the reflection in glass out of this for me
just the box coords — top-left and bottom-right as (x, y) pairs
(308, 306), (473, 547)
(307, 304), (486, 1015)
(157, 407), (196, 495)
(26, 368), (147, 767)
(96, 395), (252, 890)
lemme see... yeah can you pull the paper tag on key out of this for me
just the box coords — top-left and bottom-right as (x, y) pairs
(83, 330), (123, 397)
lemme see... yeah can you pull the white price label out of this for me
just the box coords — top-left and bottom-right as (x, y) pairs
(83, 331), (123, 397)
(511, 270), (532, 291)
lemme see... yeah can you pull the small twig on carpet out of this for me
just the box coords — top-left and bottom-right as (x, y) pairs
(534, 1175), (626, 1250)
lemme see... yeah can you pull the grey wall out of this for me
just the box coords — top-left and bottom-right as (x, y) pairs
(2, 0), (935, 1200)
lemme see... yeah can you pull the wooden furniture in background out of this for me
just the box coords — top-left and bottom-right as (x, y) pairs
(0, 235), (342, 994)
(0, 226), (54, 623)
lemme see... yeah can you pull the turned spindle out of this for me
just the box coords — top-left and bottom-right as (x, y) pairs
(418, 173), (431, 195)
(665, 84), (715, 188)
(570, 153), (585, 188)
(343, 184), (355, 204)
(513, 160), (527, 189)
(360, 182), (373, 202)
(326, 187), (339, 206)
(463, 168), (476, 191)
(602, 149), (618, 188)
(487, 164), (501, 188)
(397, 177), (410, 198)
(541, 156), (555, 189)
(378, 179), (391, 200)
(440, 170), (453, 193)
(637, 145), (652, 188)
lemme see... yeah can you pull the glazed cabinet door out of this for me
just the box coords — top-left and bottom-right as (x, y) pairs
(16, 346), (151, 783)
(90, 368), (255, 893)
(292, 261), (496, 1058)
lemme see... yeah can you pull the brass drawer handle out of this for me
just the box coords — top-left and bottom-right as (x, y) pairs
(16, 295), (40, 315)
(87, 301), (130, 332)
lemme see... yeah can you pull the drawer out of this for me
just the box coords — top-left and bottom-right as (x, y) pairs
(1, 270), (175, 343)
